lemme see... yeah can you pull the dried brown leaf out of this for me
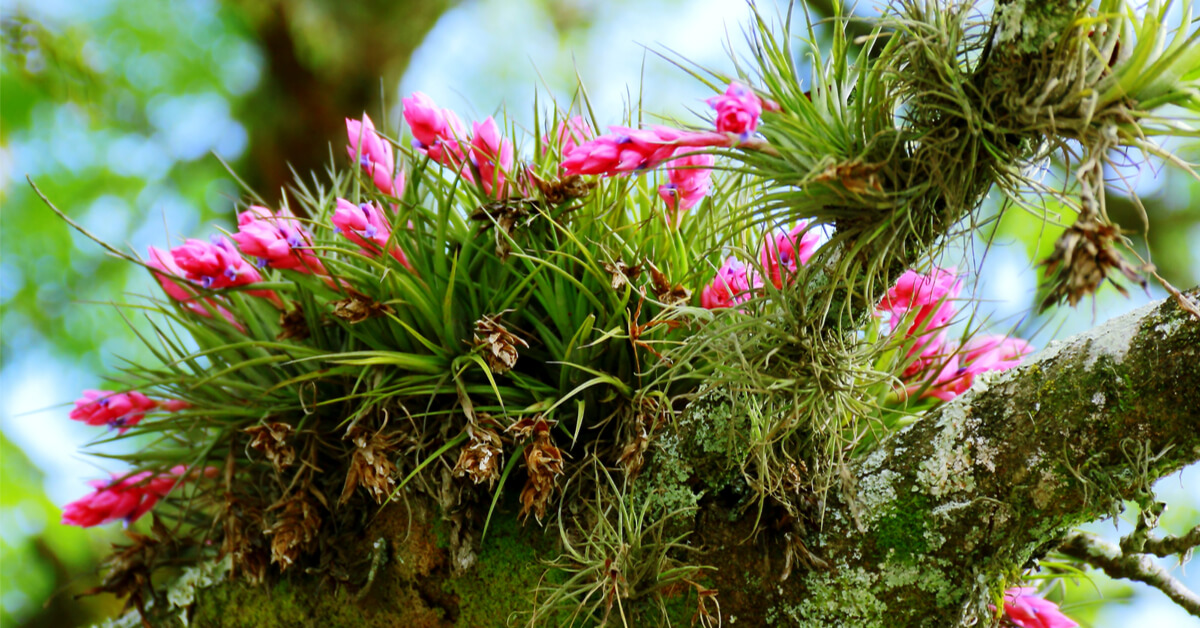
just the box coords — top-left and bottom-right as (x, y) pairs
(245, 422), (296, 471)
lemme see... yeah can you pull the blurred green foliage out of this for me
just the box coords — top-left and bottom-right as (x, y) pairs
(0, 433), (122, 626)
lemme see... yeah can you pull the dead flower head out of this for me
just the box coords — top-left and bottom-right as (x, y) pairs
(604, 260), (643, 291)
(222, 495), (269, 584)
(264, 490), (321, 569)
(515, 417), (564, 522)
(277, 303), (310, 341)
(81, 519), (172, 616)
(531, 171), (596, 205)
(452, 424), (504, 488)
(245, 422), (296, 471)
(329, 291), (395, 324)
(1039, 218), (1146, 311)
(617, 397), (668, 478)
(473, 313), (529, 375)
(470, 200), (534, 259)
(648, 262), (691, 306)
(339, 427), (397, 505)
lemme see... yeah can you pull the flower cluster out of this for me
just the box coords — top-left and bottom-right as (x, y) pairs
(401, 92), (515, 199)
(700, 221), (822, 308)
(70, 390), (188, 433)
(61, 465), (214, 528)
(346, 114), (405, 196)
(878, 268), (1033, 401)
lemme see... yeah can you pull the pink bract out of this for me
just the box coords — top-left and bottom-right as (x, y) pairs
(759, 221), (820, 288)
(1000, 587), (1078, 628)
(332, 199), (412, 269)
(707, 83), (763, 136)
(232, 205), (327, 275)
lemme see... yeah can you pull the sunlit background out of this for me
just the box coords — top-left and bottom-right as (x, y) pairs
(2, 0), (1198, 625)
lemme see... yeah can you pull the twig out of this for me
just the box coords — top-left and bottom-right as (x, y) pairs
(1141, 526), (1200, 559)
(1059, 531), (1200, 617)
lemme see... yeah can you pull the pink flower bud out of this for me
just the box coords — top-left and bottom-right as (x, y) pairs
(403, 92), (469, 171)
(544, 116), (594, 155)
(146, 246), (244, 328)
(707, 83), (763, 136)
(562, 126), (732, 177)
(69, 390), (158, 433)
(332, 199), (411, 269)
(470, 117), (515, 199)
(232, 205), (327, 275)
(61, 466), (209, 528)
(170, 236), (281, 306)
(759, 221), (820, 288)
(346, 114), (398, 194)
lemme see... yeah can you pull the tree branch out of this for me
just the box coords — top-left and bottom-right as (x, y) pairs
(1060, 530), (1200, 617)
(745, 288), (1200, 625)
(1141, 526), (1200, 558)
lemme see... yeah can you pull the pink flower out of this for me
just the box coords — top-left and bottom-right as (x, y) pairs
(880, 268), (962, 327)
(61, 466), (188, 527)
(146, 246), (244, 328)
(544, 116), (594, 155)
(470, 117), (515, 199)
(562, 126), (731, 177)
(700, 256), (759, 309)
(961, 336), (1033, 376)
(69, 390), (157, 432)
(232, 205), (327, 275)
(332, 199), (411, 269)
(346, 114), (403, 195)
(707, 83), (763, 136)
(171, 236), (281, 306)
(402, 92), (468, 169)
(658, 150), (715, 217)
(998, 587), (1078, 628)
(907, 352), (968, 401)
(906, 335), (1033, 402)
(759, 221), (821, 287)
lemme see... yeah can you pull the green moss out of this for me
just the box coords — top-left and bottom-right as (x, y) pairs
(872, 494), (930, 560)
(444, 512), (558, 627)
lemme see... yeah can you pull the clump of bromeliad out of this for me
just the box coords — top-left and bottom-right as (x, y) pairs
(57, 81), (1039, 623)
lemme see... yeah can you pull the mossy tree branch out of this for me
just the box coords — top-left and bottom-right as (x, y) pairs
(1059, 530), (1200, 617)
(759, 288), (1200, 625)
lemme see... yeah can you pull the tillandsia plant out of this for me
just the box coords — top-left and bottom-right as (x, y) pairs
(34, 0), (1200, 625)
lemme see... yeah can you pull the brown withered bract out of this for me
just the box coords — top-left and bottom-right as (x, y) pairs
(245, 422), (296, 471)
(264, 490), (321, 569)
(339, 427), (397, 505)
(648, 262), (692, 306)
(80, 517), (174, 622)
(618, 397), (667, 478)
(277, 303), (310, 341)
(221, 495), (269, 584)
(329, 291), (394, 324)
(452, 425), (504, 488)
(812, 158), (884, 195)
(473, 314), (529, 375)
(530, 171), (596, 204)
(469, 200), (535, 259)
(516, 417), (564, 522)
(1038, 218), (1146, 312)
(604, 259), (643, 291)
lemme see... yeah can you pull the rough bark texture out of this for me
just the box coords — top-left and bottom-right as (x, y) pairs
(123, 290), (1198, 627)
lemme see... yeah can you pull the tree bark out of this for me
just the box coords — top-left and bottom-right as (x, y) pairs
(135, 289), (1198, 627)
